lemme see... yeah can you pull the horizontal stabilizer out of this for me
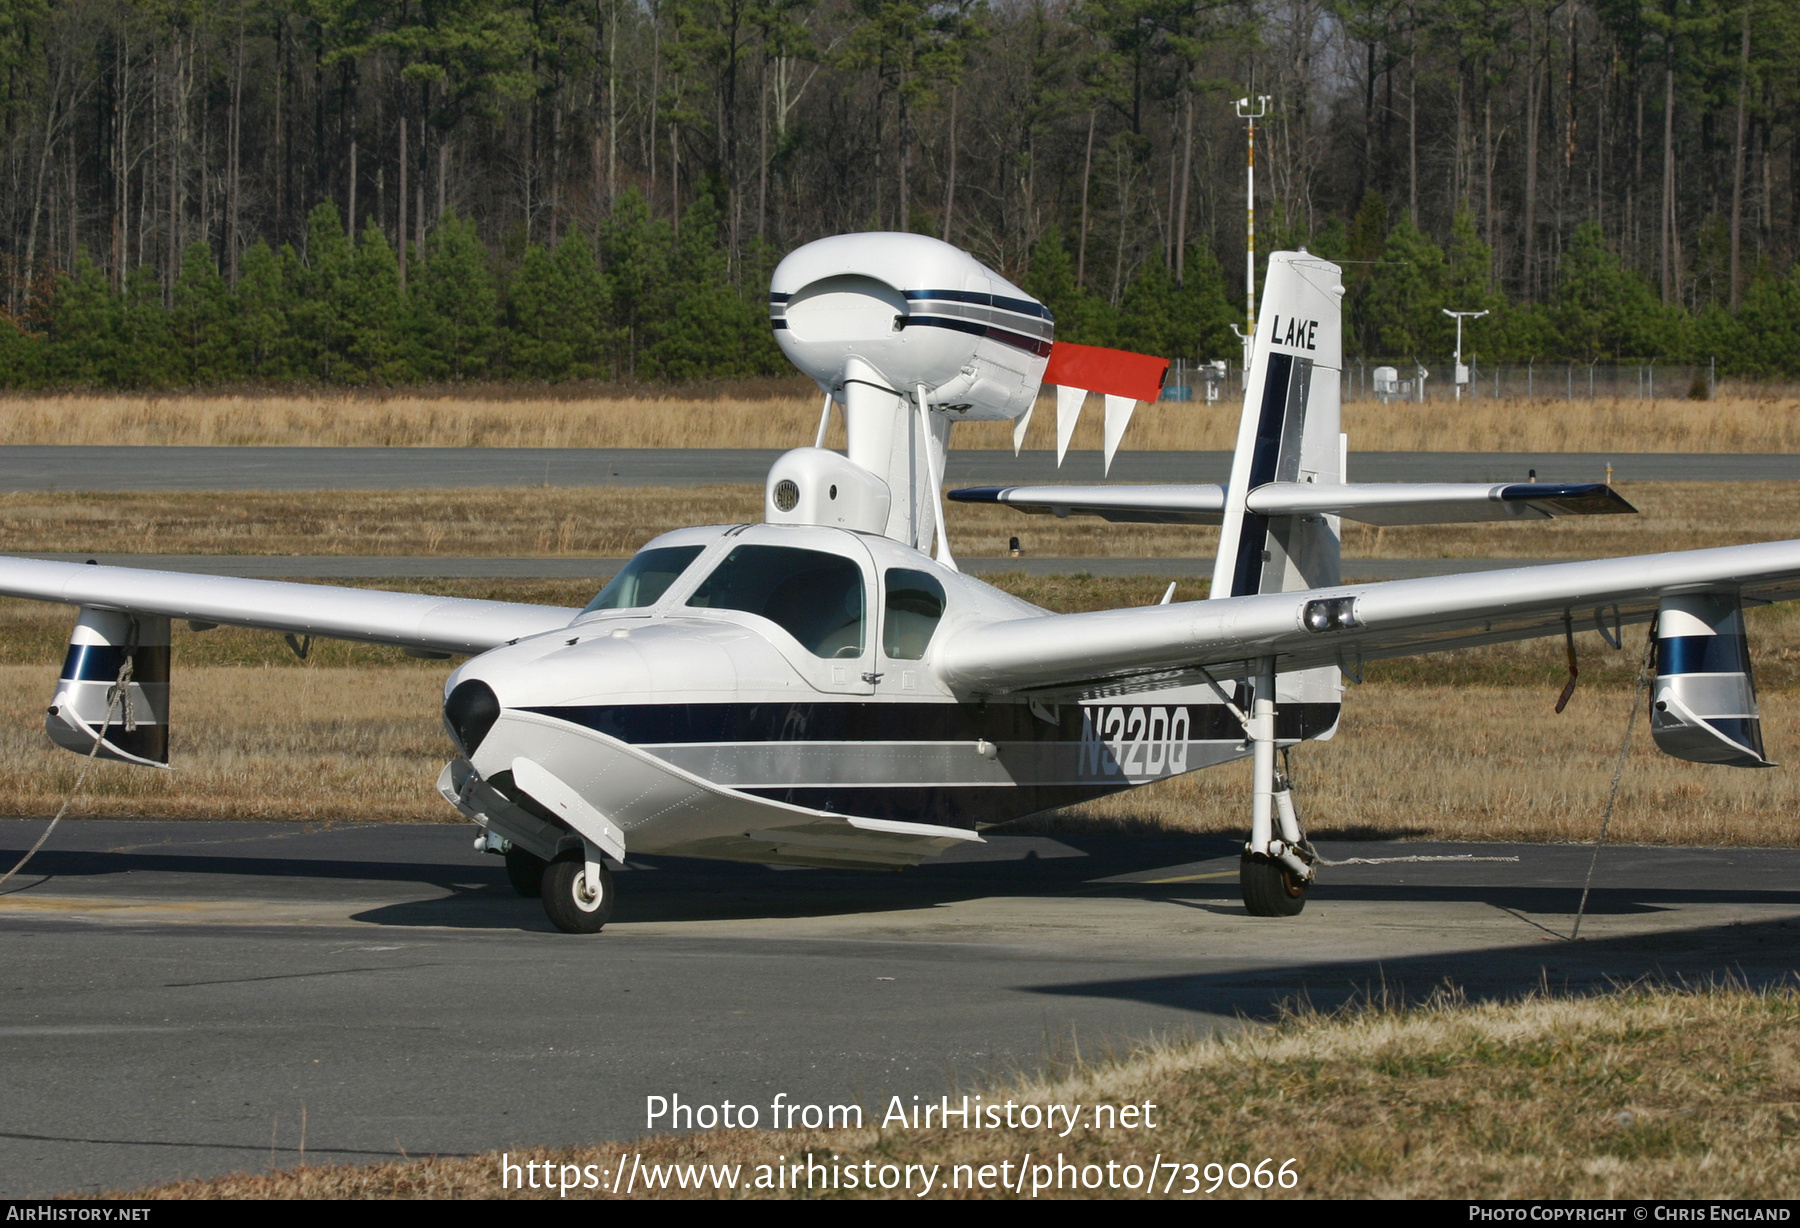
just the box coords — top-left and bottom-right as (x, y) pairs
(951, 483), (1227, 524)
(948, 481), (1635, 527)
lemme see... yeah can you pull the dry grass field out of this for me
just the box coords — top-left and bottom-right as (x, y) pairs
(2, 388), (1796, 453)
(126, 982), (1800, 1199)
(2, 576), (1800, 844)
(0, 487), (766, 559)
(1, 479), (1796, 561)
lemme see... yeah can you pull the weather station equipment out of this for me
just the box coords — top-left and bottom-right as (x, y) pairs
(1199, 359), (1228, 403)
(1443, 308), (1489, 402)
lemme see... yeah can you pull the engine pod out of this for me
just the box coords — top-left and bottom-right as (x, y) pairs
(768, 233), (1051, 423)
(46, 607), (171, 767)
(1651, 594), (1771, 768)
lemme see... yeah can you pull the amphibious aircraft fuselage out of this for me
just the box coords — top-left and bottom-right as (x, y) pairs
(439, 521), (1337, 876)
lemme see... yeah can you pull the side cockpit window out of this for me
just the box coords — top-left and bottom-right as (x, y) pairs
(883, 568), (946, 660)
(583, 545), (704, 614)
(686, 545), (865, 658)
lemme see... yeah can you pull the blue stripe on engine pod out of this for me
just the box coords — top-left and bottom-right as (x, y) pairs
(902, 288), (1054, 321)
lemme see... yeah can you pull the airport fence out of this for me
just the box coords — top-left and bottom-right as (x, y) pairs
(1162, 358), (1720, 404)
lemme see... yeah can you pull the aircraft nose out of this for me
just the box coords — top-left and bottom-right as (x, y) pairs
(443, 678), (501, 757)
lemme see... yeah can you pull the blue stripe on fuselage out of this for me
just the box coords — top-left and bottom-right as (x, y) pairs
(523, 700), (1338, 744)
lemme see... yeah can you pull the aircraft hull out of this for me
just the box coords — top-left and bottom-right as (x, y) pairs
(450, 686), (1339, 869)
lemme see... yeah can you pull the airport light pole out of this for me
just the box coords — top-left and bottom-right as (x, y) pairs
(1442, 308), (1489, 402)
(1231, 94), (1271, 376)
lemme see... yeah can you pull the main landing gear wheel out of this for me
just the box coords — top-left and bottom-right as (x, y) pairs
(1240, 853), (1309, 917)
(505, 846), (547, 898)
(542, 851), (615, 934)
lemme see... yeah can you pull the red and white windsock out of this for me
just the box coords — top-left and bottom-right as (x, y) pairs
(1037, 342), (1171, 473)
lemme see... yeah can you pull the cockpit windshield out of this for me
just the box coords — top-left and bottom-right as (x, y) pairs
(686, 544), (865, 658)
(583, 545), (704, 614)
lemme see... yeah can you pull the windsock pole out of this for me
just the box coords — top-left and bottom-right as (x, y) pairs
(1234, 95), (1270, 375)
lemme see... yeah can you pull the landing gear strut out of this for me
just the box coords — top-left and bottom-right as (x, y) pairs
(1238, 656), (1316, 917)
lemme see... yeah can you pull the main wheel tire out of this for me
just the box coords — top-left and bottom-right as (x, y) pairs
(505, 846), (547, 898)
(541, 851), (614, 934)
(1240, 853), (1309, 917)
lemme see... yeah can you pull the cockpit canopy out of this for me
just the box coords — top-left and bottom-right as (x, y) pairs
(576, 527), (954, 664)
(686, 544), (864, 658)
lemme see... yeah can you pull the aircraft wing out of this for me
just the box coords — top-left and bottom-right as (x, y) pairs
(936, 540), (1800, 695)
(947, 481), (1633, 527)
(0, 556), (580, 655)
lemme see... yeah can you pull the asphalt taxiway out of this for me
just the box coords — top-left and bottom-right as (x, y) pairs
(10, 553), (1568, 582)
(2, 819), (1797, 1197)
(0, 446), (1785, 491)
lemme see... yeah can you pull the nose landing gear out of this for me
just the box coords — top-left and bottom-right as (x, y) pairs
(542, 849), (615, 933)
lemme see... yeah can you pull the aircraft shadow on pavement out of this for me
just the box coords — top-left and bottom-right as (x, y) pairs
(354, 839), (1800, 930)
(1025, 911), (1800, 1021)
(0, 833), (1243, 930)
(8, 834), (1800, 938)
(347, 834), (1253, 929)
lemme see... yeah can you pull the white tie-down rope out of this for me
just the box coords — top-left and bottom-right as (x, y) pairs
(1570, 620), (1658, 941)
(0, 655), (133, 892)
(1314, 853), (1522, 866)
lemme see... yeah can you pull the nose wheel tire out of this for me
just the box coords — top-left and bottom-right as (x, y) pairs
(542, 851), (615, 934)
(504, 847), (547, 898)
(1240, 853), (1309, 917)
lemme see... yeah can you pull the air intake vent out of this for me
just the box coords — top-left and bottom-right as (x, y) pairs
(443, 679), (501, 757)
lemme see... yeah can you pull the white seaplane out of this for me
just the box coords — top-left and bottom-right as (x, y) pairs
(3, 235), (1789, 932)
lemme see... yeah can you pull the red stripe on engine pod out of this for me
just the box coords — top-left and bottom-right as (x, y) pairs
(1042, 342), (1171, 403)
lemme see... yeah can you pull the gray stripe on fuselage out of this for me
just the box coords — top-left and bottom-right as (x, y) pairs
(643, 737), (1253, 789)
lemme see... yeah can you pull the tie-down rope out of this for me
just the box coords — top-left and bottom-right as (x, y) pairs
(1316, 853), (1521, 866)
(0, 654), (134, 892)
(1569, 619), (1659, 941)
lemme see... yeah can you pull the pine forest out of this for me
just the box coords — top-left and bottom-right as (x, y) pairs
(1, 0), (1799, 387)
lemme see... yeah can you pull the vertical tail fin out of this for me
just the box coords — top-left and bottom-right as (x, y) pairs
(1210, 251), (1346, 600)
(1211, 251), (1346, 733)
